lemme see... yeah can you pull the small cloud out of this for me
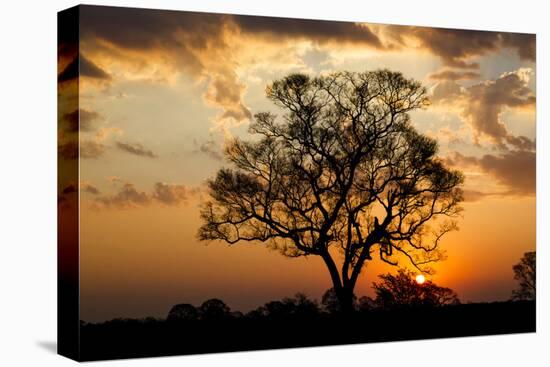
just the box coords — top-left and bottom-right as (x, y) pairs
(116, 141), (157, 158)
(61, 181), (100, 195)
(95, 182), (151, 209)
(152, 182), (189, 205)
(80, 140), (107, 159)
(61, 108), (103, 133)
(81, 182), (100, 195)
(92, 180), (202, 209)
(462, 190), (507, 202)
(428, 69), (480, 81)
(193, 138), (223, 161)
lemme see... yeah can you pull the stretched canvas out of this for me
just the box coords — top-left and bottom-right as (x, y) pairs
(58, 5), (536, 361)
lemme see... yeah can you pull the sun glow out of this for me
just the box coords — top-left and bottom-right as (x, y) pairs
(415, 274), (426, 285)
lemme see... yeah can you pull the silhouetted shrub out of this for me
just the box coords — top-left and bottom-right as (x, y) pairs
(371, 269), (460, 310)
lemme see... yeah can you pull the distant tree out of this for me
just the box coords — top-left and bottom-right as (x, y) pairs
(252, 293), (319, 318)
(167, 303), (199, 322)
(199, 70), (464, 313)
(371, 269), (459, 309)
(199, 298), (231, 320)
(511, 251), (536, 301)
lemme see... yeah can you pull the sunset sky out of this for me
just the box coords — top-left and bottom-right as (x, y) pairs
(58, 5), (536, 322)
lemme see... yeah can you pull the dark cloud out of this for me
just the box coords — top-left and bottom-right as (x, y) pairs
(462, 190), (505, 202)
(57, 56), (79, 82)
(396, 27), (536, 69)
(230, 15), (382, 47)
(80, 5), (226, 52)
(505, 135), (536, 151)
(81, 182), (100, 195)
(152, 183), (189, 205)
(61, 181), (100, 195)
(61, 110), (79, 132)
(428, 69), (480, 81)
(442, 151), (479, 167)
(116, 141), (157, 158)
(62, 182), (78, 195)
(62, 108), (102, 133)
(501, 33), (536, 61)
(80, 54), (111, 80)
(79, 6), (382, 51)
(93, 180), (200, 209)
(78, 5), (535, 74)
(444, 150), (535, 196)
(477, 150), (535, 195)
(57, 53), (111, 82)
(409, 28), (499, 68)
(193, 138), (223, 161)
(95, 183), (151, 209)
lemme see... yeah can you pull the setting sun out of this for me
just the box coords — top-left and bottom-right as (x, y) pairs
(416, 274), (426, 285)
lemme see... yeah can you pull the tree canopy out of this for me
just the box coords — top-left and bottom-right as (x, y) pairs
(199, 70), (464, 312)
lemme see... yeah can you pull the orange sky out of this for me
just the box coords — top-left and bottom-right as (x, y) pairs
(58, 6), (536, 322)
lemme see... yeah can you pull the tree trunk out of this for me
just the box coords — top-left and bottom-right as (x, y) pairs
(336, 287), (355, 315)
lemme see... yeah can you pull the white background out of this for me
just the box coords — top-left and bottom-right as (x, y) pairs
(0, 0), (548, 365)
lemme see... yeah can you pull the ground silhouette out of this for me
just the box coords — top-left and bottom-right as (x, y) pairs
(80, 296), (535, 361)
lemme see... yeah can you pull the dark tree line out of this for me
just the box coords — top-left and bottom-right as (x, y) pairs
(165, 272), (461, 322)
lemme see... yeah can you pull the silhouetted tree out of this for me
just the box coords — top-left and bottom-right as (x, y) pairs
(322, 287), (356, 313)
(167, 303), (199, 322)
(199, 70), (464, 313)
(371, 269), (459, 310)
(511, 251), (536, 301)
(251, 293), (319, 318)
(199, 298), (231, 321)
